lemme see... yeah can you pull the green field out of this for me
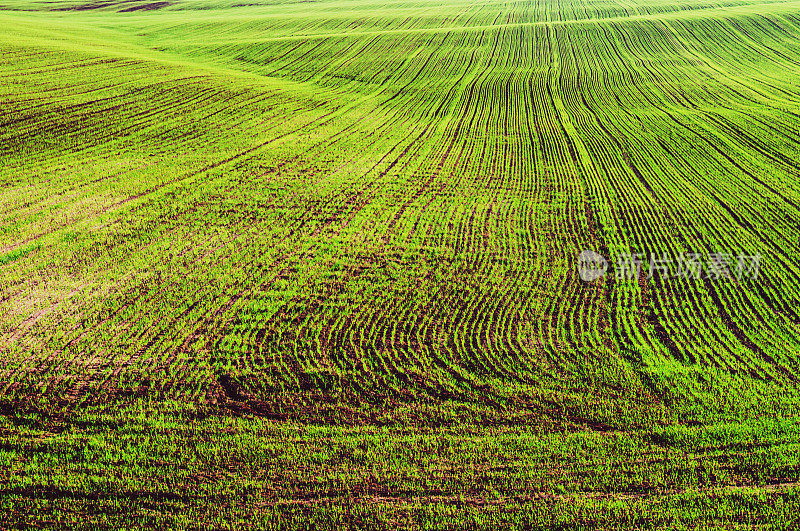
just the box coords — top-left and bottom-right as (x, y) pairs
(2, 0), (800, 527)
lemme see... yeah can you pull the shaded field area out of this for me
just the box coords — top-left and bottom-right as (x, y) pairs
(2, 0), (800, 526)
(3, 402), (800, 528)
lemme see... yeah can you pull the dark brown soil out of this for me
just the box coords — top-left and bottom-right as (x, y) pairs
(118, 1), (171, 11)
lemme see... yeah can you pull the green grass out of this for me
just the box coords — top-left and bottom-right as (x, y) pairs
(3, 401), (800, 528)
(1, 0), (800, 527)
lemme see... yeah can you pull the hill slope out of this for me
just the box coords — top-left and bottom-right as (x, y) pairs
(2, 0), (800, 527)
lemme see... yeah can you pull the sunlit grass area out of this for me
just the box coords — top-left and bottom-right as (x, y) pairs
(2, 0), (800, 526)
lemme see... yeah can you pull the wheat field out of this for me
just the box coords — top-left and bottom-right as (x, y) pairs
(2, 0), (800, 527)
